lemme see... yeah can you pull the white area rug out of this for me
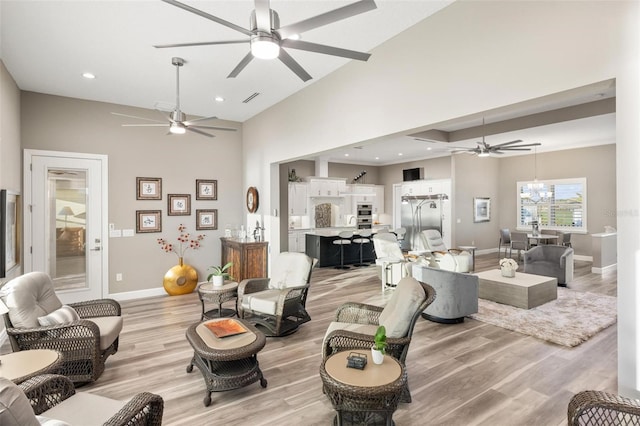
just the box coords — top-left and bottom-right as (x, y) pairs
(468, 288), (617, 347)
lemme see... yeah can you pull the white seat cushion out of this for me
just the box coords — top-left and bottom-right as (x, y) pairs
(0, 377), (40, 426)
(87, 316), (123, 351)
(378, 277), (425, 338)
(242, 289), (282, 315)
(42, 392), (126, 426)
(0, 272), (63, 328)
(268, 252), (312, 290)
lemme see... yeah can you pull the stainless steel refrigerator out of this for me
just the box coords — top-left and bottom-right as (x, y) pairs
(400, 194), (448, 251)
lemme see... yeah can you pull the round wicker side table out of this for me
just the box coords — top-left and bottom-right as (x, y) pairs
(197, 281), (238, 319)
(320, 350), (407, 426)
(0, 349), (62, 384)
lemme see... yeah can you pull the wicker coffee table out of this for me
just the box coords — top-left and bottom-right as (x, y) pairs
(320, 350), (407, 426)
(186, 318), (267, 407)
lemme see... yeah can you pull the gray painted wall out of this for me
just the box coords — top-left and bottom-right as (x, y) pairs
(20, 92), (243, 295)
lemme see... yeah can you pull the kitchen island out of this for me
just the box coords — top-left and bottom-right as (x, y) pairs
(305, 230), (376, 268)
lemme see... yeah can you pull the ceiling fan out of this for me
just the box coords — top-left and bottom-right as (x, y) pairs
(451, 139), (542, 157)
(154, 0), (377, 82)
(450, 118), (541, 157)
(112, 57), (237, 138)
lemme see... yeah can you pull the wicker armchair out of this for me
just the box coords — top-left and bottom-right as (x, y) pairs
(322, 277), (436, 402)
(0, 271), (123, 384)
(238, 252), (318, 336)
(568, 390), (640, 425)
(11, 374), (163, 425)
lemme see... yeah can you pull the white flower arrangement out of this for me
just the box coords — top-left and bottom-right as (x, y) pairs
(499, 258), (519, 270)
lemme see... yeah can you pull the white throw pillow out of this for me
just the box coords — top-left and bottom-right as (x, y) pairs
(37, 305), (80, 326)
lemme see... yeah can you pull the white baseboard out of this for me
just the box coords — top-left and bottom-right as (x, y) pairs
(108, 287), (167, 301)
(592, 263), (617, 274)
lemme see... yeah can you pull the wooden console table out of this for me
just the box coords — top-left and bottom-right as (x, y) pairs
(220, 238), (268, 283)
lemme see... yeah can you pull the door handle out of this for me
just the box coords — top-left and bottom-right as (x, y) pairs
(90, 247), (101, 251)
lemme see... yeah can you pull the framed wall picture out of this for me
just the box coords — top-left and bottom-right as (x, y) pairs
(196, 209), (218, 230)
(0, 190), (20, 278)
(473, 197), (491, 223)
(136, 177), (162, 200)
(168, 194), (191, 216)
(136, 210), (162, 233)
(196, 179), (217, 200)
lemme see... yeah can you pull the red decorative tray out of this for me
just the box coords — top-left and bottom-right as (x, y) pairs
(204, 319), (248, 338)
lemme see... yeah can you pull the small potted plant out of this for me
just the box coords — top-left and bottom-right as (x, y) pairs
(371, 325), (387, 365)
(207, 262), (233, 287)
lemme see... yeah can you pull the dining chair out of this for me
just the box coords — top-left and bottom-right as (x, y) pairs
(510, 231), (529, 261)
(498, 229), (511, 257)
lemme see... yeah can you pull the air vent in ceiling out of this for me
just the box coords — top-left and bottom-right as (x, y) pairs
(243, 92), (260, 104)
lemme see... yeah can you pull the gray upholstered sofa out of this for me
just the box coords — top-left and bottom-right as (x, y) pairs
(523, 245), (574, 286)
(411, 265), (478, 324)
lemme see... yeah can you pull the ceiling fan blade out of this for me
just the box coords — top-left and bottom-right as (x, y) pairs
(500, 142), (542, 148)
(121, 124), (169, 127)
(187, 127), (215, 138)
(111, 112), (166, 124)
(254, 0), (272, 32)
(161, 0), (252, 36)
(154, 39), (248, 49)
(281, 39), (371, 61)
(227, 52), (255, 78)
(183, 115), (219, 124)
(277, 0), (377, 40)
(490, 139), (524, 148)
(278, 49), (312, 82)
(495, 147), (535, 151)
(189, 125), (237, 131)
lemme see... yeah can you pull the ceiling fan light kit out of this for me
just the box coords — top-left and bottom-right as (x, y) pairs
(156, 0), (377, 81)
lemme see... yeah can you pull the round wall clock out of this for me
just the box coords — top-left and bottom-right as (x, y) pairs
(246, 187), (259, 213)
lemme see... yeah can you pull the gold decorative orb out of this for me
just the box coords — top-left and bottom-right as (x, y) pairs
(163, 259), (198, 295)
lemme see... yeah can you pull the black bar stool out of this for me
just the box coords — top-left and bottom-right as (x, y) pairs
(352, 229), (372, 267)
(333, 230), (353, 270)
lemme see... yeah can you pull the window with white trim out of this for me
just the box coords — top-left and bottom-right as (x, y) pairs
(517, 178), (587, 232)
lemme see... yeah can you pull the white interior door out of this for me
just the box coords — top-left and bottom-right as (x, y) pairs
(24, 150), (108, 303)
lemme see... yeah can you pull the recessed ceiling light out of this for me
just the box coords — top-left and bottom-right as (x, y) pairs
(344, 153), (349, 157)
(375, 157), (380, 160)
(398, 153), (403, 156)
(427, 147), (432, 151)
(215, 96), (225, 102)
(82, 72), (96, 79)
(288, 34), (301, 40)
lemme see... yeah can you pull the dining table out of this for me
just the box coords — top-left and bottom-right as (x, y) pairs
(527, 234), (559, 245)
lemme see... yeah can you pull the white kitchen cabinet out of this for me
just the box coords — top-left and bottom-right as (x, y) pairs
(288, 182), (308, 216)
(288, 230), (307, 253)
(308, 178), (346, 197)
(373, 185), (385, 214)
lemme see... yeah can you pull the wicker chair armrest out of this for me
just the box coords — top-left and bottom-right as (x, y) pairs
(70, 298), (121, 318)
(323, 329), (412, 358)
(568, 390), (640, 425)
(335, 302), (383, 324)
(19, 374), (75, 415)
(104, 392), (164, 426)
(237, 278), (270, 298)
(6, 320), (101, 351)
(279, 284), (309, 301)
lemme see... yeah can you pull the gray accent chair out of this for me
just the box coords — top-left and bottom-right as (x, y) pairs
(510, 231), (529, 260)
(412, 265), (478, 324)
(524, 245), (574, 286)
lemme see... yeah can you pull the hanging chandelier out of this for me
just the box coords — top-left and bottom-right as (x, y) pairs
(521, 147), (553, 203)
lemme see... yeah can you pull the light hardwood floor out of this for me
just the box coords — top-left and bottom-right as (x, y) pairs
(4, 253), (617, 425)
